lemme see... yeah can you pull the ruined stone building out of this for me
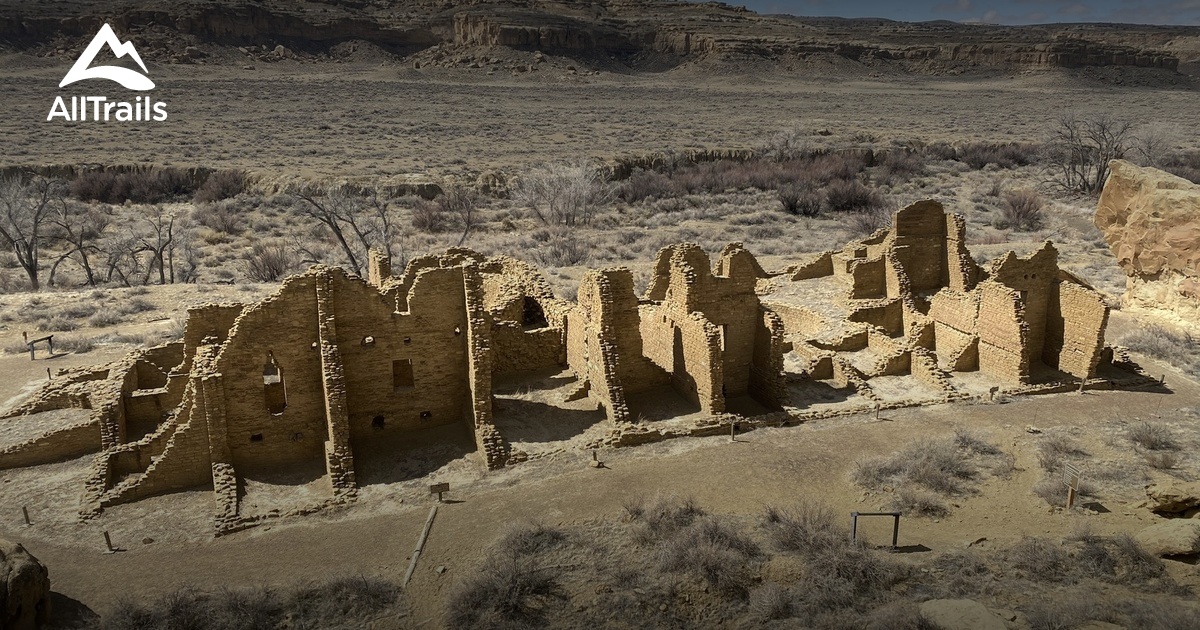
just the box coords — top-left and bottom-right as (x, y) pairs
(0, 200), (1140, 532)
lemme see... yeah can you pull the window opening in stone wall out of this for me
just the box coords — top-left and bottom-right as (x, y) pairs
(393, 359), (415, 390)
(250, 433), (264, 442)
(372, 415), (386, 430)
(263, 354), (286, 415)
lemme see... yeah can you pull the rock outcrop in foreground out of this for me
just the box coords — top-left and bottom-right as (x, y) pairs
(1, 540), (50, 630)
(1096, 160), (1200, 327)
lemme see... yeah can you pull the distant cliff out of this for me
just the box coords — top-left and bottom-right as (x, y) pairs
(0, 0), (1191, 74)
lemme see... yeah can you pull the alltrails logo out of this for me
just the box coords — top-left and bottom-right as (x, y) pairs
(47, 23), (168, 122)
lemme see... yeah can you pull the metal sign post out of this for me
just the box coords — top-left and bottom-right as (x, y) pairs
(1062, 462), (1081, 510)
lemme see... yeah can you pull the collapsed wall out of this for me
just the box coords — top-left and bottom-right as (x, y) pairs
(773, 200), (1112, 389)
(1095, 160), (1200, 328)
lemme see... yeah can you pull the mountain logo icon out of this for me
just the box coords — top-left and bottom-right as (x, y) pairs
(59, 23), (155, 91)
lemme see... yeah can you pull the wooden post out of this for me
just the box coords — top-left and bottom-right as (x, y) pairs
(21, 506), (30, 526)
(46, 368), (51, 381)
(403, 505), (438, 586)
(730, 421), (736, 442)
(103, 530), (115, 553)
(1077, 375), (1086, 394)
(1066, 486), (1077, 510)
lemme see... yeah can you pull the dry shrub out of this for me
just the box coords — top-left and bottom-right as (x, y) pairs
(760, 501), (906, 619)
(1006, 537), (1075, 583)
(759, 126), (813, 161)
(1119, 325), (1200, 374)
(1145, 451), (1180, 470)
(854, 437), (990, 497)
(619, 169), (678, 202)
(513, 162), (614, 226)
(763, 501), (902, 619)
(531, 227), (591, 267)
(846, 204), (894, 236)
(748, 582), (792, 622)
(996, 189), (1044, 231)
(892, 488), (949, 518)
(1128, 422), (1180, 451)
(875, 151), (926, 185)
(1024, 593), (1118, 630)
(446, 524), (567, 629)
(1161, 151), (1200, 184)
(824, 179), (885, 213)
(193, 201), (245, 235)
(194, 170), (246, 203)
(777, 182), (823, 216)
(620, 154), (866, 203)
(1036, 434), (1088, 472)
(658, 517), (761, 597)
(626, 494), (706, 545)
(956, 141), (1040, 170)
(71, 167), (196, 204)
(244, 241), (298, 282)
(99, 576), (399, 630)
(411, 199), (448, 233)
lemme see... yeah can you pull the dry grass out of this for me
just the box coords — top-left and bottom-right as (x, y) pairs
(95, 575), (401, 630)
(997, 189), (1044, 231)
(1119, 325), (1200, 375)
(852, 431), (1009, 516)
(1128, 421), (1180, 451)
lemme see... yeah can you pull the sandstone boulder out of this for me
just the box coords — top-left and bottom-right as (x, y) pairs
(1095, 160), (1200, 324)
(1, 539), (51, 630)
(918, 599), (1007, 630)
(1145, 481), (1200, 515)
(1133, 519), (1200, 557)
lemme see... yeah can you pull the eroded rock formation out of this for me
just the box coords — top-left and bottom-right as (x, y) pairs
(1096, 160), (1200, 327)
(0, 540), (50, 630)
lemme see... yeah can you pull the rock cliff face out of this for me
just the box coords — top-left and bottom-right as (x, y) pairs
(1, 539), (51, 630)
(1096, 160), (1200, 326)
(0, 0), (1190, 75)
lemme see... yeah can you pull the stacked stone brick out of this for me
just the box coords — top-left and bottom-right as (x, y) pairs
(0, 201), (1134, 531)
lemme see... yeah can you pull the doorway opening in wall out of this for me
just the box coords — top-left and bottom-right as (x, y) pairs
(372, 415), (386, 430)
(393, 359), (415, 391)
(263, 354), (287, 415)
(523, 297), (549, 329)
(720, 324), (728, 351)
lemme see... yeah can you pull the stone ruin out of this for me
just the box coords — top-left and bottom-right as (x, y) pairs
(1096, 160), (1200, 328)
(0, 200), (1151, 533)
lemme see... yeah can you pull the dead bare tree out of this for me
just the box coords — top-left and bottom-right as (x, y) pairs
(0, 175), (66, 291)
(135, 205), (190, 285)
(437, 185), (480, 246)
(513, 162), (615, 227)
(291, 185), (398, 276)
(47, 200), (110, 287)
(1045, 112), (1134, 195)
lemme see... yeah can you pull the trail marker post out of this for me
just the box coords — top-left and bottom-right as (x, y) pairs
(429, 482), (449, 503)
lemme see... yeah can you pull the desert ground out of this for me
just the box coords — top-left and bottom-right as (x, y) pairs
(2, 5), (1200, 627)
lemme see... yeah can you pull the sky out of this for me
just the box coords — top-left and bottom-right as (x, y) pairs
(737, 0), (1200, 25)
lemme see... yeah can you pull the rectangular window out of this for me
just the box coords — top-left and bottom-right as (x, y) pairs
(393, 359), (415, 390)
